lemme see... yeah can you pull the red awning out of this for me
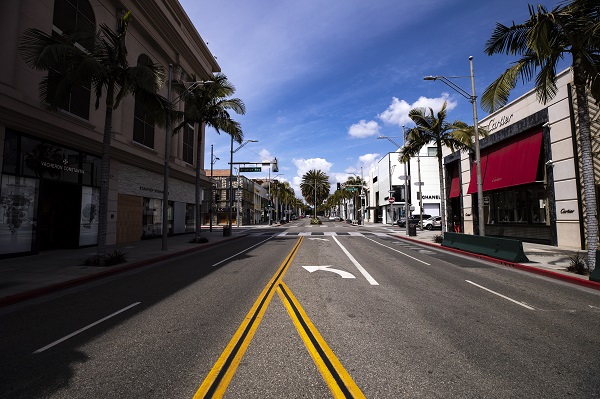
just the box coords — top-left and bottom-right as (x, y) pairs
(449, 164), (461, 198)
(483, 130), (542, 190)
(467, 130), (542, 194)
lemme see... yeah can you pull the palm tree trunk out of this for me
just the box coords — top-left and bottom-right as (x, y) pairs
(194, 126), (203, 240)
(436, 141), (447, 233)
(573, 64), (598, 271)
(97, 83), (115, 264)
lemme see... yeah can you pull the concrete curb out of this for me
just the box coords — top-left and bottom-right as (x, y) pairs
(394, 234), (600, 291)
(0, 235), (246, 308)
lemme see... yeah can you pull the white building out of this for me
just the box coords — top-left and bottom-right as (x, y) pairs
(365, 146), (446, 224)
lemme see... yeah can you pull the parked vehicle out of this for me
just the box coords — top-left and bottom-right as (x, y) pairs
(423, 216), (442, 230)
(397, 214), (432, 227)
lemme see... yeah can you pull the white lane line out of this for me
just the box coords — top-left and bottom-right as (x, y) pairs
(363, 236), (430, 265)
(332, 236), (379, 285)
(34, 302), (141, 354)
(466, 280), (535, 310)
(212, 236), (273, 267)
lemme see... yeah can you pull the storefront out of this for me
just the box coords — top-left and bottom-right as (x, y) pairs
(116, 163), (198, 243)
(465, 127), (553, 244)
(0, 129), (101, 256)
(447, 68), (587, 249)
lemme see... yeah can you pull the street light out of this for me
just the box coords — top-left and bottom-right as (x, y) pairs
(424, 56), (484, 236)
(209, 145), (219, 232)
(378, 135), (410, 235)
(228, 138), (258, 235)
(162, 64), (212, 250)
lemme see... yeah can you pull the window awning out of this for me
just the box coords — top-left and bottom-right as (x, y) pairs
(467, 152), (488, 194)
(467, 130), (542, 194)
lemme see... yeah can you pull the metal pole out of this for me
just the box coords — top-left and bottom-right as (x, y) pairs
(268, 168), (272, 225)
(418, 152), (423, 229)
(314, 179), (317, 219)
(236, 167), (241, 227)
(228, 134), (234, 233)
(470, 56), (485, 236)
(162, 64), (173, 250)
(361, 167), (365, 225)
(402, 126), (409, 235)
(209, 145), (214, 232)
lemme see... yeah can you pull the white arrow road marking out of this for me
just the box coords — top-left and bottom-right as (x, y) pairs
(302, 265), (356, 279)
(332, 236), (379, 285)
(308, 237), (329, 241)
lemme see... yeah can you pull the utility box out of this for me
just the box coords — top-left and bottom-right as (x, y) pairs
(408, 224), (417, 236)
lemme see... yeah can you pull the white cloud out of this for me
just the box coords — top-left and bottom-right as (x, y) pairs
(348, 120), (380, 138)
(259, 149), (273, 162)
(378, 93), (458, 127)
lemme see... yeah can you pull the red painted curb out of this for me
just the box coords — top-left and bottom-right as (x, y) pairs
(0, 235), (246, 308)
(394, 235), (600, 291)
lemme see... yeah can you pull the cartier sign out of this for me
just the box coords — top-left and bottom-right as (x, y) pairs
(488, 114), (513, 132)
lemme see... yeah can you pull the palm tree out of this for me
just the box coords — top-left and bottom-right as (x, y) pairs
(173, 72), (245, 241)
(400, 102), (487, 233)
(301, 170), (330, 219)
(481, 0), (599, 270)
(345, 176), (366, 222)
(19, 11), (170, 262)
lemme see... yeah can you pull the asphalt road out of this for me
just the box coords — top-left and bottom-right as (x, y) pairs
(1, 220), (599, 398)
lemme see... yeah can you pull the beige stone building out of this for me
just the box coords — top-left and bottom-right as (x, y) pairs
(445, 68), (599, 249)
(0, 0), (219, 256)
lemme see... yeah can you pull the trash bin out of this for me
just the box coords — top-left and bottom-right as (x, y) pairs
(408, 224), (417, 236)
(223, 226), (231, 237)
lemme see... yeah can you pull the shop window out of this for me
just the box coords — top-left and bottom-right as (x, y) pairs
(489, 185), (547, 225)
(183, 123), (194, 164)
(132, 54), (156, 148)
(142, 198), (162, 237)
(81, 154), (101, 186)
(185, 203), (195, 232)
(2, 130), (19, 175)
(49, 0), (95, 120)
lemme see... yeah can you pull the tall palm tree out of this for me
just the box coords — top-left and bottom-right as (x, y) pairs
(345, 176), (365, 222)
(481, 0), (599, 270)
(301, 170), (330, 218)
(173, 72), (245, 240)
(19, 11), (170, 262)
(400, 102), (486, 233)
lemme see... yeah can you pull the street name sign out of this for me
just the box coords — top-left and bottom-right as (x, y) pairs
(240, 167), (261, 172)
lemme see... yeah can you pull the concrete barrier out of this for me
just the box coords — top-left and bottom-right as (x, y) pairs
(589, 250), (600, 282)
(441, 232), (530, 263)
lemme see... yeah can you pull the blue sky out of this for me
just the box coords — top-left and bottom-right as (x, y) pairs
(179, 0), (567, 197)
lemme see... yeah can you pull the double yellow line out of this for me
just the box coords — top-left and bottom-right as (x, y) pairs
(194, 237), (365, 398)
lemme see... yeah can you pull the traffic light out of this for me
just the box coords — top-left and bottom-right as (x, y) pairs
(272, 157), (279, 173)
(337, 183), (341, 190)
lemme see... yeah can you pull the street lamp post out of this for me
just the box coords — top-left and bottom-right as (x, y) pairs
(378, 135), (409, 235)
(228, 138), (258, 234)
(162, 64), (211, 250)
(424, 56), (484, 236)
(209, 145), (219, 232)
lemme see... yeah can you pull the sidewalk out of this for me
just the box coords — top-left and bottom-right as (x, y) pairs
(0, 227), (244, 307)
(0, 224), (598, 308)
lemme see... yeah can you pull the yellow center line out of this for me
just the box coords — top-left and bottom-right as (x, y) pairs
(193, 237), (303, 399)
(277, 282), (366, 399)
